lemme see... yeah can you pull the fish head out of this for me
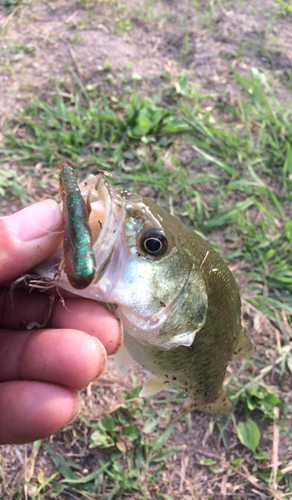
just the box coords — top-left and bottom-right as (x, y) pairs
(83, 173), (208, 351)
(38, 172), (208, 351)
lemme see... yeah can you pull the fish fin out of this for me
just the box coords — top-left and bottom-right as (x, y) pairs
(232, 329), (254, 360)
(113, 343), (133, 377)
(200, 390), (233, 415)
(154, 330), (197, 350)
(170, 395), (200, 424)
(171, 390), (233, 424)
(140, 373), (169, 398)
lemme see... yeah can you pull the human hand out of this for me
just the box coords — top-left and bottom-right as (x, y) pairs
(0, 200), (121, 444)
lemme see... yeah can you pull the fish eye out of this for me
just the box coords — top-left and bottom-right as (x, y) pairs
(140, 230), (168, 256)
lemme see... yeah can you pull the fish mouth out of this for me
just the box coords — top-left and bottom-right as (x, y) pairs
(32, 172), (126, 297)
(79, 173), (125, 284)
(83, 176), (201, 350)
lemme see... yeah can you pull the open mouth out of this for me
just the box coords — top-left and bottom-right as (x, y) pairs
(79, 173), (125, 284)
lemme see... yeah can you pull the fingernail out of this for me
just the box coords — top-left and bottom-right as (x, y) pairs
(66, 392), (81, 424)
(93, 343), (107, 381)
(111, 319), (124, 355)
(4, 200), (63, 241)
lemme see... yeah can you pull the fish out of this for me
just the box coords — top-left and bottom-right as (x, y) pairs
(35, 163), (253, 422)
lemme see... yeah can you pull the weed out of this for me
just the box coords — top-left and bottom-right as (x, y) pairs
(2, 64), (292, 326)
(273, 0), (292, 16)
(2, 64), (292, 498)
(237, 419), (261, 454)
(21, 386), (180, 499)
(0, 0), (22, 7)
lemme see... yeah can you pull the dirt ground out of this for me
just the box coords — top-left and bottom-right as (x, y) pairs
(1, 0), (292, 124)
(1, 0), (292, 499)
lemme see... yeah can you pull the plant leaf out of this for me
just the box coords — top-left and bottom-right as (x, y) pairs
(237, 420), (260, 454)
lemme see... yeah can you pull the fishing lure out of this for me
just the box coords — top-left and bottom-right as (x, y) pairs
(58, 162), (96, 289)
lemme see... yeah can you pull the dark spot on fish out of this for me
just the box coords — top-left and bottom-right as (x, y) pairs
(113, 229), (116, 234)
(196, 304), (206, 321)
(165, 374), (169, 378)
(160, 300), (166, 307)
(173, 377), (177, 381)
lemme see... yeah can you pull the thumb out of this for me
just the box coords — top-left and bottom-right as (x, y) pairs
(0, 200), (63, 282)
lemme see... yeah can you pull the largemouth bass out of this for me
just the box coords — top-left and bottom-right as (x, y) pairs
(36, 163), (253, 421)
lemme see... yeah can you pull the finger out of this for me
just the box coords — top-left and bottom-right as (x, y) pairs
(0, 200), (63, 282)
(0, 287), (52, 330)
(0, 328), (106, 389)
(0, 288), (121, 355)
(0, 381), (79, 444)
(50, 298), (122, 355)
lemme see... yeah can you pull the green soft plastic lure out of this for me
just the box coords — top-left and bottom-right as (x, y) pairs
(58, 162), (96, 289)
(37, 164), (253, 421)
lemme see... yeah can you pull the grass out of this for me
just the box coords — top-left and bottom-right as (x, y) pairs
(273, 0), (292, 16)
(11, 384), (182, 500)
(1, 43), (292, 500)
(0, 0), (22, 7)
(2, 67), (291, 320)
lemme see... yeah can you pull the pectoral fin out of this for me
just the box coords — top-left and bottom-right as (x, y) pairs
(140, 373), (170, 397)
(232, 329), (254, 360)
(113, 342), (133, 377)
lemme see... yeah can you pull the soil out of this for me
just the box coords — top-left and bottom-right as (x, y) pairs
(0, 1), (292, 499)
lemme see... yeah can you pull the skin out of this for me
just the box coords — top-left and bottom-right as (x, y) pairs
(0, 199), (121, 445)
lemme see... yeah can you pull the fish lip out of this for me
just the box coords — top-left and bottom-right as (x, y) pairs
(79, 173), (126, 284)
